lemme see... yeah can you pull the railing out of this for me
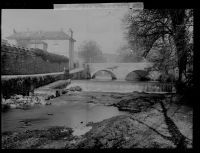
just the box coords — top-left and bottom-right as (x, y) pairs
(144, 82), (176, 93)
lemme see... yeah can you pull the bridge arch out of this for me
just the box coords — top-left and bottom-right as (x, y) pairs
(91, 69), (117, 80)
(125, 70), (149, 81)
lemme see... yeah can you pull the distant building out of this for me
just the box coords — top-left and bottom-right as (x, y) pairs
(28, 40), (48, 51)
(7, 29), (76, 69)
(7, 29), (75, 56)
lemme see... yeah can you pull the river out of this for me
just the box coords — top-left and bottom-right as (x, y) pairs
(1, 77), (175, 136)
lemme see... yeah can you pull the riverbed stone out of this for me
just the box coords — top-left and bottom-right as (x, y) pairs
(4, 99), (14, 104)
(12, 94), (23, 99)
(1, 126), (73, 149)
(10, 104), (17, 109)
(61, 89), (68, 94)
(68, 86), (82, 92)
(1, 94), (51, 110)
(2, 97), (6, 103)
(45, 101), (52, 105)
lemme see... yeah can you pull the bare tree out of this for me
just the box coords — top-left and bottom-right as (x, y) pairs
(123, 9), (193, 92)
(78, 40), (106, 63)
(116, 44), (143, 63)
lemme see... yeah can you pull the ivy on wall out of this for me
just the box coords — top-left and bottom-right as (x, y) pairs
(1, 44), (69, 75)
(31, 48), (69, 63)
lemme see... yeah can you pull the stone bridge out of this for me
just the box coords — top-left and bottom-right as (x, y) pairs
(87, 62), (153, 80)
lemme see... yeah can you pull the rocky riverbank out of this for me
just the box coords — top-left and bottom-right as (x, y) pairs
(66, 92), (192, 149)
(1, 85), (83, 111)
(2, 126), (73, 149)
(2, 94), (49, 111)
(1, 91), (193, 149)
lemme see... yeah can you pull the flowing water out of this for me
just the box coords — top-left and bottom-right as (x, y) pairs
(67, 79), (175, 93)
(1, 76), (175, 135)
(1, 101), (125, 135)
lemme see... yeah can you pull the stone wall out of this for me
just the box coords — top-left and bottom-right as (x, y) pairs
(1, 44), (69, 75)
(1, 72), (69, 99)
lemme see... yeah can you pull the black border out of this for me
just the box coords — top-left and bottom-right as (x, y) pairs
(1, 0), (199, 153)
(1, 0), (199, 9)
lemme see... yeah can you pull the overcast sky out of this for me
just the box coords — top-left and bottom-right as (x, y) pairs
(2, 8), (132, 55)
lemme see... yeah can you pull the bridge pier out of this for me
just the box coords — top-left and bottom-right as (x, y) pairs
(69, 67), (91, 80)
(112, 76), (117, 80)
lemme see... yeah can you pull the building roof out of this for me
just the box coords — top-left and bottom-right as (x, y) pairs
(7, 30), (76, 41)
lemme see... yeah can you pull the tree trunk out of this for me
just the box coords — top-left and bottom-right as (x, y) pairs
(169, 9), (187, 92)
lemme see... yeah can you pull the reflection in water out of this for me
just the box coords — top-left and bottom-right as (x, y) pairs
(1, 101), (126, 133)
(93, 71), (113, 80)
(67, 80), (176, 93)
(92, 72), (175, 93)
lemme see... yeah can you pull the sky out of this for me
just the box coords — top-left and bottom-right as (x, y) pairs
(2, 7), (132, 55)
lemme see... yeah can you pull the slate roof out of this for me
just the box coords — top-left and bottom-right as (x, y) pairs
(7, 31), (75, 41)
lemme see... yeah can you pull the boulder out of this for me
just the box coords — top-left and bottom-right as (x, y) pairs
(75, 86), (82, 91)
(37, 97), (46, 105)
(69, 87), (75, 91)
(4, 99), (14, 104)
(55, 90), (61, 97)
(68, 86), (82, 92)
(13, 95), (23, 100)
(46, 101), (52, 105)
(49, 95), (55, 99)
(61, 89), (69, 94)
(45, 96), (51, 100)
(1, 94), (54, 110)
(2, 97), (6, 103)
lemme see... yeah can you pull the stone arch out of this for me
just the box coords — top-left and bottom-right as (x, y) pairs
(125, 70), (149, 81)
(91, 69), (117, 80)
